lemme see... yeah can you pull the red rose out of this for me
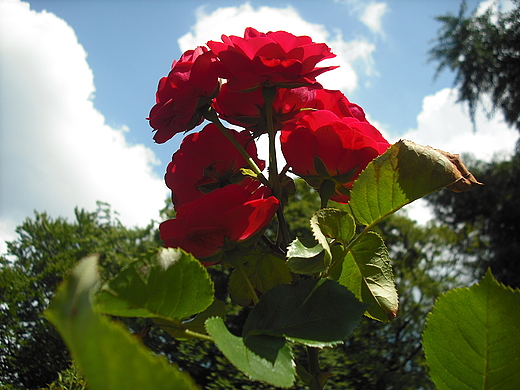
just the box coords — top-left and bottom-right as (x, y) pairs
(165, 123), (265, 209)
(148, 47), (219, 144)
(159, 185), (279, 264)
(312, 89), (368, 123)
(207, 27), (337, 91)
(215, 83), (317, 136)
(281, 110), (390, 203)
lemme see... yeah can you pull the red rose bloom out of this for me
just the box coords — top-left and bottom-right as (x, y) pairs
(159, 185), (279, 264)
(281, 110), (390, 203)
(312, 89), (368, 123)
(215, 83), (317, 136)
(148, 47), (219, 143)
(207, 27), (337, 91)
(165, 123), (265, 209)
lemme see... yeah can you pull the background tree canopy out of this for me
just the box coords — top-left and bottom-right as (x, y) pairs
(429, 0), (520, 131)
(0, 203), (157, 388)
(427, 0), (520, 289)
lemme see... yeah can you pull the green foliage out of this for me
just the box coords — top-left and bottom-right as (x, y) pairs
(206, 317), (296, 388)
(427, 150), (520, 288)
(45, 255), (199, 390)
(243, 278), (368, 348)
(430, 0), (520, 131)
(423, 270), (520, 389)
(287, 237), (328, 274)
(228, 248), (292, 306)
(96, 248), (214, 321)
(349, 140), (462, 227)
(1, 202), (458, 390)
(46, 363), (87, 390)
(2, 146), (481, 390)
(0, 203), (157, 389)
(338, 232), (398, 322)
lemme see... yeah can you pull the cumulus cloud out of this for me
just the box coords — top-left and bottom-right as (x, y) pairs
(178, 3), (376, 93)
(397, 88), (518, 161)
(0, 0), (167, 254)
(359, 3), (387, 34)
(477, 0), (516, 17)
(334, 0), (387, 35)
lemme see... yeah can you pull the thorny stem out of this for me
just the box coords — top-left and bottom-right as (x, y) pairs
(307, 346), (323, 390)
(262, 86), (290, 250)
(201, 105), (269, 186)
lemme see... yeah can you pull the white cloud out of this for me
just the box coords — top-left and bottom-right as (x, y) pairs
(334, 0), (388, 35)
(397, 88), (517, 162)
(178, 3), (376, 93)
(477, 0), (516, 18)
(0, 0), (167, 254)
(360, 3), (387, 34)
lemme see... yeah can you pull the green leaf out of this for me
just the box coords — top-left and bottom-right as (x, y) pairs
(287, 237), (327, 274)
(243, 278), (368, 347)
(309, 208), (356, 270)
(311, 208), (356, 246)
(95, 248), (213, 321)
(45, 255), (199, 390)
(350, 140), (462, 226)
(205, 317), (295, 388)
(228, 249), (292, 306)
(423, 269), (520, 390)
(339, 231), (398, 322)
(153, 300), (226, 340)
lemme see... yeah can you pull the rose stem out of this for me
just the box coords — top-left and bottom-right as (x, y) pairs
(262, 86), (290, 249)
(201, 105), (269, 187)
(307, 346), (323, 390)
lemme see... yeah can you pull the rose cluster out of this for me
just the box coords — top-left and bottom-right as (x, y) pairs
(149, 27), (390, 264)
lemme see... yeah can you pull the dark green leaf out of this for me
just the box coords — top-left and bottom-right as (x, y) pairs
(243, 278), (368, 347)
(205, 317), (295, 388)
(228, 249), (292, 306)
(153, 300), (226, 340)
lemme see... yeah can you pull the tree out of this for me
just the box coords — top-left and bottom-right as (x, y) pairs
(0, 202), (157, 389)
(426, 149), (520, 288)
(429, 0), (520, 131)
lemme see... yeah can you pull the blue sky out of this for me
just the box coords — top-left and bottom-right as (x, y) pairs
(0, 0), (518, 253)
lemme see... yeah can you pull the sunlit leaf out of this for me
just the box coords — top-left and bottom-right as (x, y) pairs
(350, 140), (464, 226)
(311, 208), (356, 246)
(339, 232), (398, 322)
(287, 237), (327, 274)
(45, 255), (199, 390)
(95, 248), (213, 321)
(423, 269), (520, 390)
